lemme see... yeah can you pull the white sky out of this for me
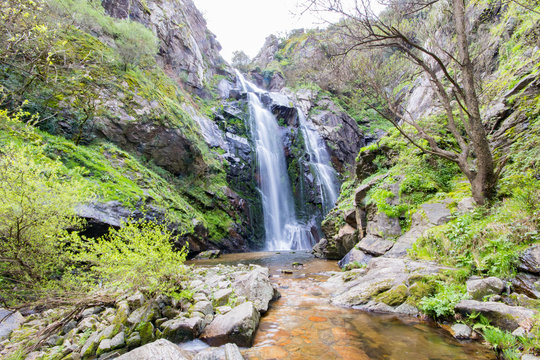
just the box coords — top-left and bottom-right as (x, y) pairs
(193, 0), (328, 62)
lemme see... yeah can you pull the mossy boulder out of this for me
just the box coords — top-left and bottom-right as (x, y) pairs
(376, 284), (408, 306)
(408, 280), (437, 306)
(135, 321), (155, 345)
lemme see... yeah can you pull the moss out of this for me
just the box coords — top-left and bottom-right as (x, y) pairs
(376, 284), (408, 306)
(135, 322), (154, 345)
(407, 280), (437, 306)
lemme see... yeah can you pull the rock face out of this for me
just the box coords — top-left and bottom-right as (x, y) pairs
(519, 245), (540, 274)
(455, 300), (537, 331)
(102, 0), (225, 91)
(0, 309), (24, 340)
(116, 339), (193, 360)
(201, 302), (260, 347)
(357, 235), (395, 256)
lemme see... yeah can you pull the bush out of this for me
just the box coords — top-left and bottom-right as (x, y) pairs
(419, 283), (468, 319)
(0, 140), (88, 301)
(73, 219), (189, 297)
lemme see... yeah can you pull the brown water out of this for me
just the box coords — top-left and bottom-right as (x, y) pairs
(191, 251), (496, 360)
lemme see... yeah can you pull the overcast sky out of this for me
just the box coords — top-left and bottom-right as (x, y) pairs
(193, 0), (328, 62)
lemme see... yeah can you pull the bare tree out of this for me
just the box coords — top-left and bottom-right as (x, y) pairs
(303, 0), (503, 205)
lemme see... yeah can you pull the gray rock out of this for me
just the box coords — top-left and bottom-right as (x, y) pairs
(201, 301), (260, 347)
(394, 303), (420, 316)
(224, 343), (244, 360)
(451, 324), (473, 339)
(338, 248), (372, 269)
(127, 304), (158, 326)
(511, 273), (540, 299)
(357, 235), (395, 256)
(519, 245), (540, 274)
(126, 292), (145, 309)
(455, 300), (537, 331)
(97, 331), (125, 355)
(213, 288), (233, 307)
(384, 225), (429, 258)
(457, 197), (476, 213)
(367, 213), (402, 238)
(328, 257), (446, 307)
(232, 266), (274, 312)
(466, 277), (505, 300)
(116, 339), (193, 360)
(126, 332), (141, 349)
(81, 330), (101, 358)
(512, 327), (527, 337)
(161, 317), (204, 343)
(421, 203), (452, 225)
(192, 301), (214, 316)
(521, 355), (540, 360)
(0, 309), (24, 340)
(194, 250), (222, 260)
(216, 306), (232, 315)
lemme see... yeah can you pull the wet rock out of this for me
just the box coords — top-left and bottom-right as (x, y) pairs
(161, 317), (204, 342)
(201, 302), (260, 347)
(232, 266), (274, 312)
(394, 303), (420, 316)
(195, 250), (222, 260)
(116, 339), (193, 360)
(466, 277), (505, 300)
(312, 237), (341, 260)
(451, 324), (473, 340)
(338, 248), (372, 269)
(511, 273), (540, 299)
(357, 235), (395, 256)
(455, 300), (537, 331)
(518, 245), (540, 274)
(261, 92), (297, 126)
(0, 309), (24, 340)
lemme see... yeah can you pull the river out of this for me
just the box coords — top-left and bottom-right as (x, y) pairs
(190, 251), (496, 360)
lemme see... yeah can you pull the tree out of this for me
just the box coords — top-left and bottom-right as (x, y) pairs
(303, 0), (503, 205)
(0, 118), (88, 297)
(231, 50), (251, 72)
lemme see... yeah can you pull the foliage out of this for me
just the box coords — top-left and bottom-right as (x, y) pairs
(48, 0), (158, 66)
(0, 117), (89, 301)
(419, 283), (469, 319)
(73, 219), (189, 297)
(231, 50), (251, 72)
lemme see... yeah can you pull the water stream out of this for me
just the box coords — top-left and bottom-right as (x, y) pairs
(297, 110), (340, 215)
(237, 72), (313, 251)
(192, 252), (496, 360)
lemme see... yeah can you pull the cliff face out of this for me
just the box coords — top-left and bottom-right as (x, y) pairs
(102, 0), (226, 92)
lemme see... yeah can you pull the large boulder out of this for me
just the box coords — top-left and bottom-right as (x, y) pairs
(232, 266), (274, 312)
(384, 224), (430, 258)
(0, 309), (24, 340)
(357, 235), (394, 256)
(466, 277), (505, 300)
(519, 245), (540, 274)
(161, 317), (204, 342)
(312, 237), (341, 260)
(455, 300), (537, 331)
(201, 302), (260, 347)
(338, 248), (373, 269)
(366, 212), (402, 238)
(116, 339), (193, 360)
(419, 203), (452, 225)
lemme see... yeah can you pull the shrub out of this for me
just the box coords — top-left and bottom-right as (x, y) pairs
(419, 283), (468, 319)
(73, 219), (189, 297)
(0, 140), (88, 301)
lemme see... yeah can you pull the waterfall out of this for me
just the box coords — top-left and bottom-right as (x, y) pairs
(298, 110), (340, 214)
(236, 71), (313, 251)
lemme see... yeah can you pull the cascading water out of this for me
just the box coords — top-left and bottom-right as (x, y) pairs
(297, 110), (340, 214)
(236, 71), (313, 251)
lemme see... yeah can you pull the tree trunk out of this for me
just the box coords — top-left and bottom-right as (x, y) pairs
(453, 0), (496, 205)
